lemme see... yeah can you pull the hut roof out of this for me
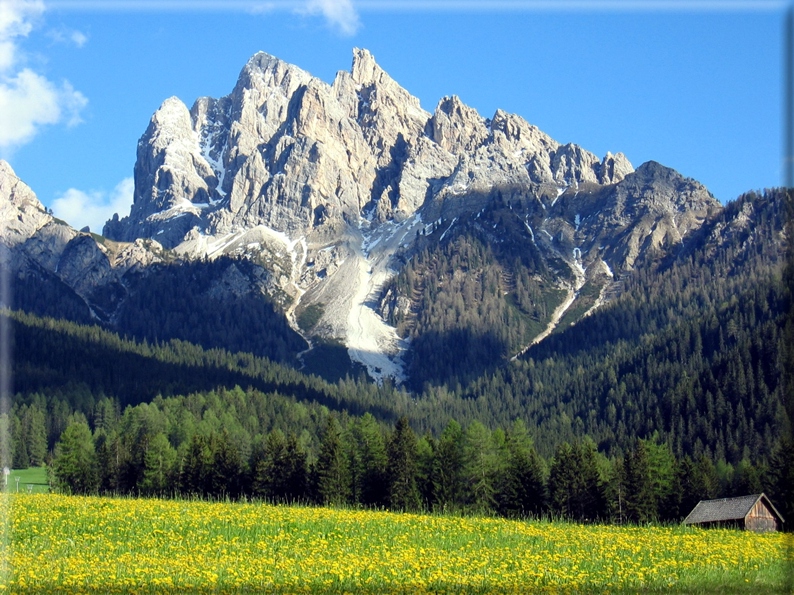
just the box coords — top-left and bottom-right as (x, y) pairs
(683, 493), (785, 525)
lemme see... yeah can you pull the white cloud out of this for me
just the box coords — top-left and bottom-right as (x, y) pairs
(302, 0), (360, 35)
(0, 0), (87, 154)
(51, 177), (134, 234)
(0, 68), (87, 149)
(0, 0), (44, 73)
(70, 29), (86, 46)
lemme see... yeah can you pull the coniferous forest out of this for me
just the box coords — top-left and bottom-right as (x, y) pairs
(3, 188), (793, 526)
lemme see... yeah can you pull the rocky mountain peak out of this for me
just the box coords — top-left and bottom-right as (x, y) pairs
(350, 48), (383, 86)
(0, 160), (52, 248)
(431, 95), (488, 153)
(150, 97), (192, 137)
(349, 48), (424, 117)
(237, 51), (312, 96)
(1, 160), (41, 210)
(105, 48), (645, 250)
(1, 163), (168, 322)
(616, 160), (718, 216)
(600, 151), (633, 184)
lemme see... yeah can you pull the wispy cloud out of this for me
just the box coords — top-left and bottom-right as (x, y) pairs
(47, 25), (89, 47)
(0, 0), (87, 154)
(300, 0), (359, 35)
(51, 177), (134, 234)
(47, 1), (363, 34)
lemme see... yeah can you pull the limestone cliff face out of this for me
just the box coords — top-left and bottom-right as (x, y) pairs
(104, 48), (636, 248)
(0, 160), (53, 248)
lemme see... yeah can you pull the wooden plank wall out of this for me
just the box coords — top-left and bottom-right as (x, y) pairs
(745, 500), (778, 533)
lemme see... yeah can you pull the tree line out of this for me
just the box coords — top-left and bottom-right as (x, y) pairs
(7, 388), (789, 526)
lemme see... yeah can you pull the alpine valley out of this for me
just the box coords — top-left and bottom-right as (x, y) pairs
(1, 50), (792, 516)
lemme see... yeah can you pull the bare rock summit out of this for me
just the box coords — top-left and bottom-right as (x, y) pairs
(104, 48), (638, 249)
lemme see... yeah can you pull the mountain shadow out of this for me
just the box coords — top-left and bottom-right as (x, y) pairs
(114, 256), (307, 364)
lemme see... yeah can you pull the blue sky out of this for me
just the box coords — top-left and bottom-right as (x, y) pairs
(0, 0), (788, 233)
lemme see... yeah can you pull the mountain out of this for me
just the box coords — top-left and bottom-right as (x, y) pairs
(97, 48), (719, 385)
(2, 48), (790, 506)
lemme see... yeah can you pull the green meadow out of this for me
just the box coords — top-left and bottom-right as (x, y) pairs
(4, 467), (49, 494)
(1, 492), (791, 594)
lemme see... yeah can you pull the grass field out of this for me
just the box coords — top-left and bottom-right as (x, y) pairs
(3, 467), (49, 495)
(0, 493), (791, 594)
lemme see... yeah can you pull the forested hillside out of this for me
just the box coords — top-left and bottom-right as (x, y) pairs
(381, 196), (563, 389)
(446, 189), (791, 462)
(4, 188), (792, 525)
(12, 254), (307, 364)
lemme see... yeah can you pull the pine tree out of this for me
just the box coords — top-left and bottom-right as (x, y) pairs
(141, 432), (176, 495)
(497, 419), (545, 518)
(314, 416), (351, 506)
(350, 413), (388, 507)
(622, 441), (656, 523)
(433, 419), (465, 511)
(387, 417), (420, 512)
(52, 421), (98, 494)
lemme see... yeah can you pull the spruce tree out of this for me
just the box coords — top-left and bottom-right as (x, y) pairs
(463, 421), (500, 513)
(622, 441), (656, 523)
(548, 441), (604, 522)
(387, 416), (420, 512)
(416, 434), (436, 510)
(282, 433), (308, 502)
(433, 419), (465, 511)
(95, 429), (124, 495)
(25, 405), (48, 467)
(766, 438), (794, 526)
(498, 419), (545, 518)
(211, 430), (243, 498)
(314, 416), (351, 506)
(52, 421), (98, 494)
(141, 432), (176, 495)
(180, 433), (214, 496)
(350, 413), (388, 507)
(253, 429), (288, 500)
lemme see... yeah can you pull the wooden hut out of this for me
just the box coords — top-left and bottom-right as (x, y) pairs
(682, 493), (784, 532)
